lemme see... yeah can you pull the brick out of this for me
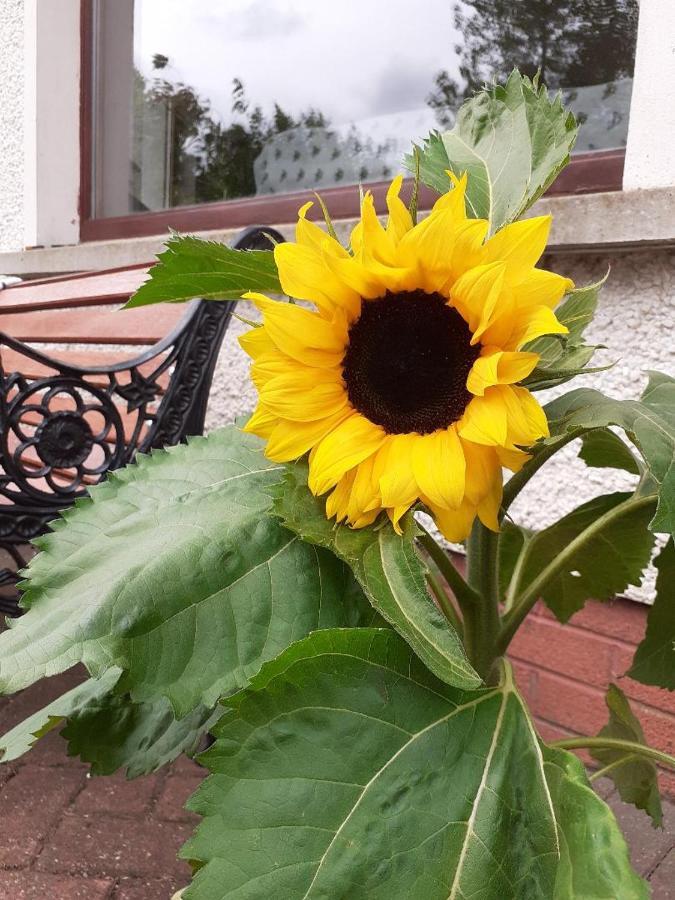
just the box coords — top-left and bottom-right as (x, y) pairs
(112, 876), (182, 900)
(649, 848), (675, 900)
(168, 755), (205, 779)
(74, 772), (158, 817)
(510, 616), (614, 687)
(0, 766), (85, 867)
(533, 669), (608, 736)
(607, 794), (675, 877)
(155, 775), (203, 824)
(37, 814), (193, 881)
(0, 871), (113, 900)
(533, 597), (648, 644)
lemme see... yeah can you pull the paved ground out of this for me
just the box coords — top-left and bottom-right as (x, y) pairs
(0, 669), (673, 899)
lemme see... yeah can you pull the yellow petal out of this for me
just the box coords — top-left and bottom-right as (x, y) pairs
(483, 216), (551, 283)
(295, 201), (348, 259)
(265, 407), (350, 462)
(501, 385), (549, 447)
(428, 497), (477, 543)
(378, 434), (419, 509)
(238, 326), (273, 360)
(274, 242), (360, 319)
(497, 445), (530, 472)
(242, 404), (277, 439)
(467, 348), (539, 396)
(326, 469), (357, 522)
(431, 171), (469, 216)
(411, 427), (466, 510)
(260, 370), (347, 422)
(308, 413), (387, 495)
(508, 304), (569, 350)
(244, 293), (347, 368)
(516, 268), (574, 310)
(348, 453), (382, 521)
(250, 351), (302, 389)
(387, 504), (413, 535)
(359, 192), (396, 265)
(450, 262), (506, 343)
(385, 175), (413, 244)
(477, 474), (502, 531)
(458, 391), (508, 446)
(462, 441), (501, 505)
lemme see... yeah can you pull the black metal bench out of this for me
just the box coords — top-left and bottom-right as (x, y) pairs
(0, 225), (283, 616)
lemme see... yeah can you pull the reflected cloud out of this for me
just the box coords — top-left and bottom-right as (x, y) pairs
(211, 1), (303, 41)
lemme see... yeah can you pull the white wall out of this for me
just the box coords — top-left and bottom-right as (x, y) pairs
(0, 0), (25, 253)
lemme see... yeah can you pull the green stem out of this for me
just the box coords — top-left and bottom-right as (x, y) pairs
(550, 737), (675, 771)
(464, 521), (501, 684)
(500, 431), (584, 520)
(418, 528), (481, 614)
(425, 569), (464, 636)
(502, 533), (532, 613)
(497, 494), (655, 654)
(589, 754), (638, 782)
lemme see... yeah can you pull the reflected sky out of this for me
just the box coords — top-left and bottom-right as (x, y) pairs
(134, 0), (461, 127)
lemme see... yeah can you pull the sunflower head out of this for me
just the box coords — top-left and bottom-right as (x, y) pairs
(240, 174), (572, 542)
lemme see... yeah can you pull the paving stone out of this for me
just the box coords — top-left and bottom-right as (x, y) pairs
(74, 771), (159, 817)
(0, 766), (85, 867)
(155, 775), (204, 824)
(36, 814), (194, 881)
(593, 776), (617, 800)
(650, 849), (675, 900)
(168, 755), (205, 778)
(607, 793), (675, 877)
(112, 875), (181, 899)
(0, 870), (113, 900)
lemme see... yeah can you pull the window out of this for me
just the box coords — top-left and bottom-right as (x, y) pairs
(82, 0), (639, 240)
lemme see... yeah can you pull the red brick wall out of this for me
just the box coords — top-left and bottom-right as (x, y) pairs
(508, 598), (675, 796)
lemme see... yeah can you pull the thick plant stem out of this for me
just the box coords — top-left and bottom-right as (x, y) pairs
(497, 493), (656, 655)
(550, 737), (675, 771)
(464, 522), (501, 684)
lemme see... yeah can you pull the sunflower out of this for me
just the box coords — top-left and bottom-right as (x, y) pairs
(240, 174), (572, 541)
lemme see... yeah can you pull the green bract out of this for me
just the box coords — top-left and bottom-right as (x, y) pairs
(0, 72), (672, 899)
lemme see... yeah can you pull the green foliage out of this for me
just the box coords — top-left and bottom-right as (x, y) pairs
(628, 539), (675, 690)
(591, 684), (663, 827)
(125, 234), (281, 308)
(500, 492), (656, 622)
(544, 372), (675, 535)
(578, 428), (641, 474)
(406, 71), (578, 233)
(523, 276), (609, 391)
(272, 462), (481, 690)
(0, 428), (374, 719)
(182, 629), (645, 900)
(0, 669), (121, 763)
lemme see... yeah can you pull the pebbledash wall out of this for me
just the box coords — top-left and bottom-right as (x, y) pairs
(0, 0), (674, 786)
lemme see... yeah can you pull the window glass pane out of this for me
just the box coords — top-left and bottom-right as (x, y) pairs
(92, 0), (639, 218)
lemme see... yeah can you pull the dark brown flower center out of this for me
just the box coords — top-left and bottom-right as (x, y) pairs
(342, 291), (479, 435)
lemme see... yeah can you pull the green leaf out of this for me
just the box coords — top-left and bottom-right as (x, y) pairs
(628, 539), (675, 690)
(405, 70), (577, 233)
(513, 492), (656, 623)
(0, 669), (121, 763)
(591, 684), (663, 828)
(523, 276), (609, 391)
(544, 372), (675, 535)
(125, 234), (281, 308)
(62, 694), (221, 778)
(497, 521), (529, 600)
(0, 427), (375, 717)
(182, 628), (645, 900)
(272, 462), (480, 690)
(578, 428), (641, 475)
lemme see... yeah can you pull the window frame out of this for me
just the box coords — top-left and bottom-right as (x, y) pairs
(78, 0), (626, 243)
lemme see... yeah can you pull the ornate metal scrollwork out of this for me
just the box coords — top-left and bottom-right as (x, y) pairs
(0, 225), (285, 616)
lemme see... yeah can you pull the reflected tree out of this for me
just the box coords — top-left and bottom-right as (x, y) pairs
(428, 0), (639, 126)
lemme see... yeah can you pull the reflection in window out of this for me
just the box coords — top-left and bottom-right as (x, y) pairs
(91, 0), (639, 217)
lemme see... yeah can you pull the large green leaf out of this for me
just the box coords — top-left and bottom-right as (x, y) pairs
(523, 277), (608, 391)
(405, 71), (577, 233)
(628, 539), (675, 690)
(544, 372), (675, 535)
(578, 428), (641, 475)
(272, 462), (480, 690)
(0, 669), (121, 763)
(0, 427), (375, 717)
(505, 492), (656, 623)
(125, 234), (281, 308)
(182, 628), (645, 900)
(591, 684), (663, 828)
